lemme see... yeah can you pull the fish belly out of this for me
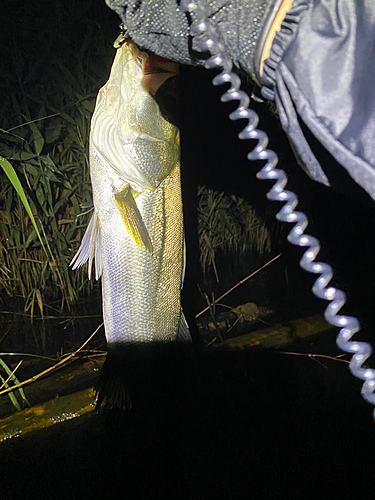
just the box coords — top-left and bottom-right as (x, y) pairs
(90, 143), (184, 347)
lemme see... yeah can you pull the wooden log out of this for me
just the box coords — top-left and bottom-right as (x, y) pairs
(217, 315), (335, 349)
(0, 387), (96, 442)
(0, 315), (334, 441)
(0, 357), (103, 420)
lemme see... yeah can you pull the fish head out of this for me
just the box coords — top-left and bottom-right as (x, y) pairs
(126, 40), (179, 97)
(91, 40), (180, 191)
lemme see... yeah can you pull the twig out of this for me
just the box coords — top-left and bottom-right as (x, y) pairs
(3, 113), (61, 133)
(195, 253), (282, 318)
(257, 318), (272, 326)
(0, 311), (102, 321)
(0, 323), (103, 396)
(226, 315), (242, 334)
(0, 360), (23, 391)
(205, 337), (217, 347)
(214, 303), (234, 310)
(204, 293), (223, 342)
(0, 352), (56, 361)
(281, 351), (350, 364)
(308, 355), (328, 369)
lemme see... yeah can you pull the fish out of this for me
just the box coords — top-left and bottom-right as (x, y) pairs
(70, 39), (191, 358)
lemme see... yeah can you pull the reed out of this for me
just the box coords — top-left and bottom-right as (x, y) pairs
(197, 186), (271, 281)
(0, 0), (117, 318)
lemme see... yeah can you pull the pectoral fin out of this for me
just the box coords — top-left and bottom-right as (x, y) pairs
(115, 185), (153, 254)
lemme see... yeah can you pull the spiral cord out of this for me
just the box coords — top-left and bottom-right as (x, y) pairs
(181, 1), (375, 417)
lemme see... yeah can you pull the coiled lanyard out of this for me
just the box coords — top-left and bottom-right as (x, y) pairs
(180, 0), (375, 420)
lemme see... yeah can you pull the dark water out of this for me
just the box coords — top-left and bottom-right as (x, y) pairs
(0, 292), (105, 358)
(1, 333), (375, 499)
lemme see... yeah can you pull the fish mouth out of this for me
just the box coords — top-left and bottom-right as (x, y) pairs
(126, 39), (180, 122)
(141, 55), (179, 98)
(127, 39), (178, 77)
(142, 56), (178, 77)
(126, 39), (179, 98)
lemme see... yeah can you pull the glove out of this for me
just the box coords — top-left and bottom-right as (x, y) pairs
(106, 0), (375, 204)
(106, 0), (283, 83)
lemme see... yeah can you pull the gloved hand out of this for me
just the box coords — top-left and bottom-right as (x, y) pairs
(106, 0), (283, 84)
(106, 0), (375, 205)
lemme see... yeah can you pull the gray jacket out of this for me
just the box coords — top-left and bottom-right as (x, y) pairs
(106, 0), (375, 202)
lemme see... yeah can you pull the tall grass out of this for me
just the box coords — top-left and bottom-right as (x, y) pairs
(0, 0), (118, 318)
(197, 186), (271, 281)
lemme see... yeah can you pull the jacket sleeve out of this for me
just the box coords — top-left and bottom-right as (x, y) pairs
(106, 0), (375, 202)
(105, 0), (281, 81)
(260, 0), (375, 202)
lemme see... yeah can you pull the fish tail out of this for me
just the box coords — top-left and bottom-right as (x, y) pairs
(95, 342), (194, 413)
(95, 351), (133, 412)
(95, 345), (148, 413)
